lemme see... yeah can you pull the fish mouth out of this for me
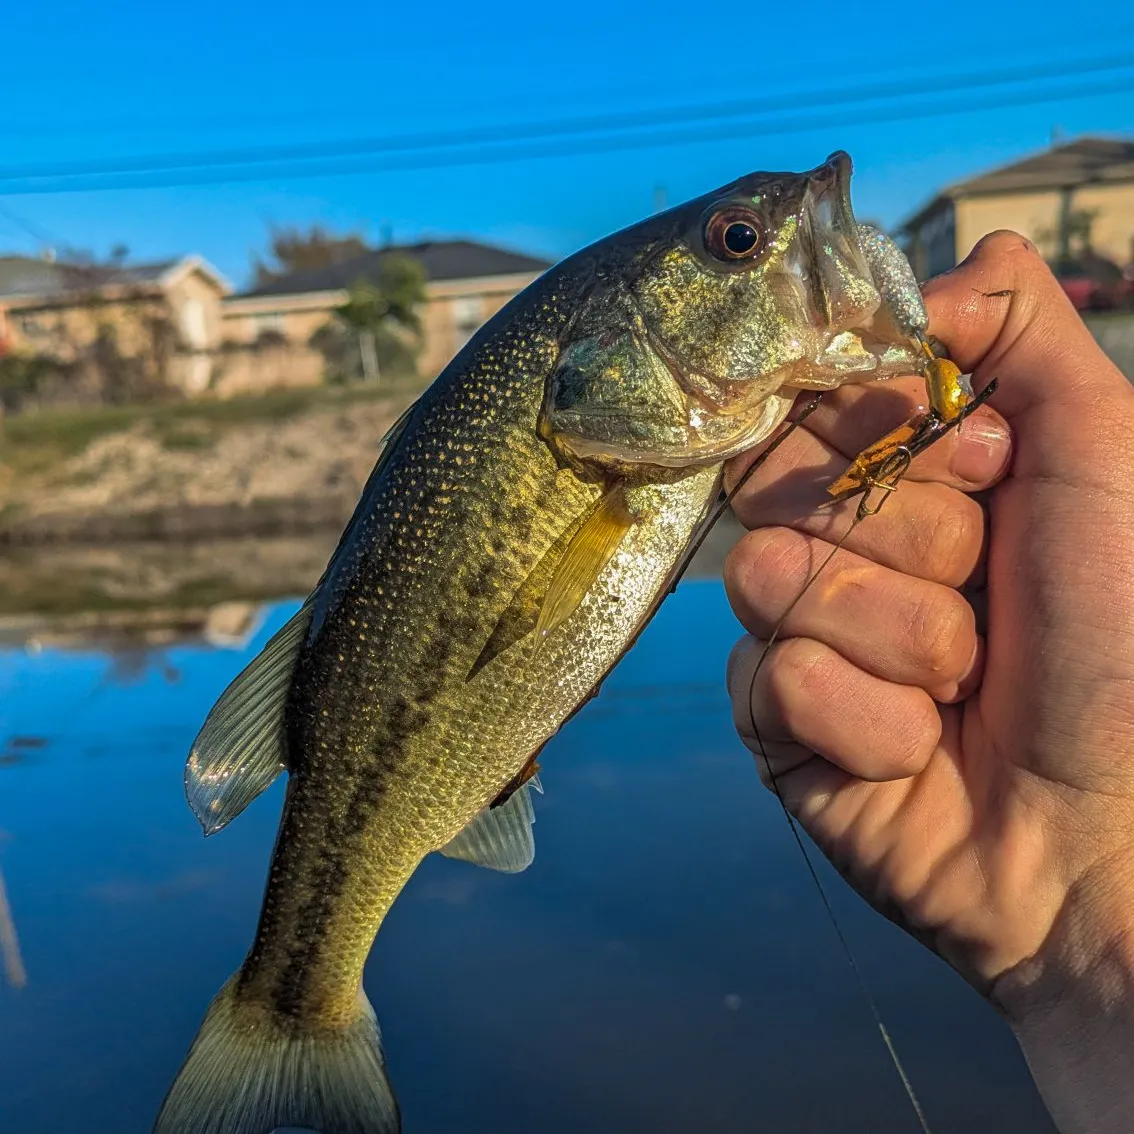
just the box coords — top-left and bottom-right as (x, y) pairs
(800, 151), (881, 333)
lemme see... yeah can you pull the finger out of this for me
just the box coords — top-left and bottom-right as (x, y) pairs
(922, 231), (1131, 427)
(726, 418), (989, 587)
(726, 634), (942, 783)
(725, 527), (981, 702)
(803, 377), (1013, 489)
(726, 381), (1012, 497)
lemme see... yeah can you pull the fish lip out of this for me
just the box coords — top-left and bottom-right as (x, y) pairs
(800, 150), (882, 336)
(802, 150), (862, 264)
(809, 150), (855, 199)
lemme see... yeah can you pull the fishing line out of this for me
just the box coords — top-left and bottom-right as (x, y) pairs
(671, 392), (824, 583)
(668, 382), (935, 1128)
(743, 499), (935, 1134)
(738, 371), (1000, 1131)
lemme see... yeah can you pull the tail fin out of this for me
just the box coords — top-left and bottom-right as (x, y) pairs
(154, 976), (400, 1134)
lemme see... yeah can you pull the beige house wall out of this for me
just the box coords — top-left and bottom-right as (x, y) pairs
(165, 266), (228, 393)
(4, 292), (169, 358)
(954, 183), (1134, 266)
(1, 262), (231, 398)
(220, 294), (348, 393)
(1074, 184), (1134, 267)
(213, 344), (325, 397)
(166, 268), (225, 350)
(219, 270), (540, 390)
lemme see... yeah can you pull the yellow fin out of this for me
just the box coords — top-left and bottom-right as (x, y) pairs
(534, 484), (633, 646)
(466, 508), (581, 681)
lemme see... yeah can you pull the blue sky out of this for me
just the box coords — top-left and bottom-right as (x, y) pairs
(1, 1), (1131, 290)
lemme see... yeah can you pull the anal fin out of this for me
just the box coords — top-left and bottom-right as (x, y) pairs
(439, 783), (539, 873)
(491, 752), (542, 808)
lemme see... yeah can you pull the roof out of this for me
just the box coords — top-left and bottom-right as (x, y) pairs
(899, 136), (1134, 233)
(239, 239), (552, 299)
(947, 137), (1134, 196)
(0, 254), (230, 301)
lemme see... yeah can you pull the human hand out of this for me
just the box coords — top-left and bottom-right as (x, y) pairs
(724, 232), (1134, 1133)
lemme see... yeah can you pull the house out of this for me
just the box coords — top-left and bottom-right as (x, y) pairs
(0, 254), (230, 399)
(898, 137), (1134, 282)
(219, 240), (551, 395)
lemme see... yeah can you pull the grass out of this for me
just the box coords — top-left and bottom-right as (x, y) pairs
(0, 376), (423, 475)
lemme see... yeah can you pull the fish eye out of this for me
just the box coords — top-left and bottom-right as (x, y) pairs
(704, 207), (766, 263)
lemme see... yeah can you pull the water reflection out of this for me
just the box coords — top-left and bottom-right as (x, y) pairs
(0, 548), (1055, 1133)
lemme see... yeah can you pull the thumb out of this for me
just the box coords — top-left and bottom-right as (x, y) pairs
(922, 231), (1129, 426)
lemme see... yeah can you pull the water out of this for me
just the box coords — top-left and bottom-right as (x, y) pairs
(0, 576), (1055, 1134)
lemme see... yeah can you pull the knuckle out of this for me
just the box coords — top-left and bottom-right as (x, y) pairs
(909, 590), (972, 676)
(890, 696), (942, 774)
(921, 496), (979, 584)
(970, 229), (1041, 267)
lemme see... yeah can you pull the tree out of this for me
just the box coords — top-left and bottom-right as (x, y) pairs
(1036, 206), (1101, 268)
(312, 254), (426, 384)
(253, 224), (369, 285)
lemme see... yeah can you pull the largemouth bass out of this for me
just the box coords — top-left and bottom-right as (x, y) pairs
(156, 151), (930, 1134)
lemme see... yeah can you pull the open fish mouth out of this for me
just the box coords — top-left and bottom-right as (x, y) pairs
(799, 151), (884, 335)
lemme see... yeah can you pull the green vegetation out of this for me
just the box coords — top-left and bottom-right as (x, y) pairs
(313, 255), (427, 384)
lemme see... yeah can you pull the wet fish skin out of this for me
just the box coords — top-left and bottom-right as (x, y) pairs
(157, 151), (925, 1134)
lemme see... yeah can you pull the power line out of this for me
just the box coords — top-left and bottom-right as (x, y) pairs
(2, 50), (1132, 185)
(0, 66), (1130, 197)
(0, 202), (62, 249)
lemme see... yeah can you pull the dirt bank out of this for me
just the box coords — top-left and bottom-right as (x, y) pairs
(0, 385), (413, 545)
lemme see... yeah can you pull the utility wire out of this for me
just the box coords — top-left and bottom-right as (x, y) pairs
(0, 68), (1130, 196)
(1, 50), (1131, 185)
(0, 202), (62, 249)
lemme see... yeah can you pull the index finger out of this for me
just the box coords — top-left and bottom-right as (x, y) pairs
(922, 230), (1130, 423)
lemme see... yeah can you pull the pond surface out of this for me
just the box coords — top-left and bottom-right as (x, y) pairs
(0, 576), (1055, 1134)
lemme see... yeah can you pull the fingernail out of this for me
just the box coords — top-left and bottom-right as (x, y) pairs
(950, 412), (1012, 485)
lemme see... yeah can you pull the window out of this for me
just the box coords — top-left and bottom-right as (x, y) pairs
(180, 299), (208, 349)
(451, 296), (482, 347)
(17, 314), (47, 339)
(250, 311), (286, 336)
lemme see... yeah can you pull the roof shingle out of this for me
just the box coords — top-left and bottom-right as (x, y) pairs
(0, 256), (184, 300)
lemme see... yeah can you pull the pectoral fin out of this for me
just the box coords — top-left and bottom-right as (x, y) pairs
(184, 600), (313, 835)
(534, 483), (633, 644)
(440, 784), (539, 873)
(466, 483), (633, 680)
